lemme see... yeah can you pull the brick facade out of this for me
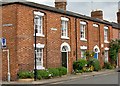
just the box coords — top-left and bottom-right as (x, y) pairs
(1, 2), (120, 81)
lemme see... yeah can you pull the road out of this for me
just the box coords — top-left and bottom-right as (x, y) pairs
(51, 72), (118, 84)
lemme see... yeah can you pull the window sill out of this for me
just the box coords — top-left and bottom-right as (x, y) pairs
(34, 33), (45, 37)
(61, 36), (70, 40)
(36, 66), (45, 70)
(104, 41), (109, 43)
(80, 38), (87, 42)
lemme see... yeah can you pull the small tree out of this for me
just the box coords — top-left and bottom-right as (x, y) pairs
(109, 39), (120, 64)
(84, 50), (95, 60)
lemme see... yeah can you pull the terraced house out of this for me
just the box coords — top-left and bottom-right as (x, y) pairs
(1, 0), (120, 81)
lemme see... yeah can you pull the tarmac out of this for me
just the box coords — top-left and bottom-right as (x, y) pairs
(1, 69), (118, 85)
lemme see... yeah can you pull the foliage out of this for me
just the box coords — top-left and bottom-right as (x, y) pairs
(73, 59), (87, 71)
(57, 67), (67, 76)
(84, 50), (95, 60)
(48, 68), (60, 77)
(37, 70), (51, 79)
(109, 39), (120, 64)
(103, 62), (114, 69)
(87, 58), (101, 71)
(73, 59), (87, 73)
(82, 65), (94, 72)
(18, 71), (34, 79)
(75, 70), (83, 73)
(37, 67), (67, 80)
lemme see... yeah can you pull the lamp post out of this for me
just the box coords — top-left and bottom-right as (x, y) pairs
(34, 17), (38, 81)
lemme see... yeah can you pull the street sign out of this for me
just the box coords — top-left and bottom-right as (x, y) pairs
(1, 38), (6, 48)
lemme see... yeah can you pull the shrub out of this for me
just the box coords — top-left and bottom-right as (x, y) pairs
(37, 70), (51, 79)
(48, 68), (60, 77)
(18, 71), (34, 79)
(73, 59), (87, 72)
(57, 67), (67, 76)
(82, 66), (93, 72)
(75, 70), (83, 73)
(104, 62), (114, 69)
(88, 58), (101, 71)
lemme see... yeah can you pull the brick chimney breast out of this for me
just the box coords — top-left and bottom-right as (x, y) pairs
(55, 0), (67, 10)
(117, 1), (120, 23)
(117, 11), (120, 23)
(91, 10), (103, 20)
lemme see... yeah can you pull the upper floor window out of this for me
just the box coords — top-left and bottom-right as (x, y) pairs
(80, 21), (87, 41)
(104, 26), (109, 43)
(93, 24), (99, 28)
(34, 11), (44, 37)
(61, 17), (69, 39)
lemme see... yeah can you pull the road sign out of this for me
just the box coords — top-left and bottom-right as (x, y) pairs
(1, 38), (6, 48)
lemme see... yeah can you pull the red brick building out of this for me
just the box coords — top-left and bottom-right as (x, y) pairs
(1, 1), (120, 81)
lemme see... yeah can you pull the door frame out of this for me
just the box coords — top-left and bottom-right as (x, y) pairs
(60, 42), (71, 73)
(93, 45), (100, 59)
(61, 51), (69, 72)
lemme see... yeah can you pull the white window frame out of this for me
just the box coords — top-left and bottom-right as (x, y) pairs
(80, 46), (87, 59)
(80, 21), (87, 41)
(36, 48), (43, 68)
(81, 50), (86, 59)
(34, 11), (45, 37)
(61, 17), (69, 39)
(93, 24), (99, 27)
(104, 50), (108, 62)
(34, 43), (45, 70)
(104, 26), (109, 43)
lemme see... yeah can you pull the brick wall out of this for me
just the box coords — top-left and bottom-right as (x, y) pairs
(113, 28), (119, 39)
(2, 4), (18, 81)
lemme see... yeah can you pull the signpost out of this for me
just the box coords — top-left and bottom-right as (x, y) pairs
(1, 38), (10, 82)
(1, 38), (6, 48)
(2, 49), (10, 82)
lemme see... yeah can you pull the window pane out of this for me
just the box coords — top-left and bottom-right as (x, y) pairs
(80, 24), (86, 39)
(61, 20), (68, 37)
(104, 51), (108, 62)
(104, 29), (108, 41)
(81, 50), (86, 59)
(34, 15), (43, 34)
(36, 48), (43, 66)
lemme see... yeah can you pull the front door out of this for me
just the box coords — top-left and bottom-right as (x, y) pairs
(62, 52), (67, 68)
(94, 53), (98, 59)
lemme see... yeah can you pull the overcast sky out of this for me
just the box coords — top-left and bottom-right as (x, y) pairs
(4, 0), (120, 23)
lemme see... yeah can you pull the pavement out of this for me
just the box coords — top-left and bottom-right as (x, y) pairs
(1, 69), (117, 85)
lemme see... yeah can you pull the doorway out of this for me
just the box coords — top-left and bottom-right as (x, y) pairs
(61, 52), (68, 68)
(61, 42), (71, 72)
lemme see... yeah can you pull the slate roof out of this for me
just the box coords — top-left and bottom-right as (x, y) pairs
(1, 1), (120, 29)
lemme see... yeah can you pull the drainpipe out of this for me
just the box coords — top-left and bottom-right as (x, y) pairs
(75, 18), (77, 61)
(3, 49), (10, 82)
(45, 14), (48, 69)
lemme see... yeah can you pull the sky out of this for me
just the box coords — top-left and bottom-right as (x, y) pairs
(3, 0), (120, 23)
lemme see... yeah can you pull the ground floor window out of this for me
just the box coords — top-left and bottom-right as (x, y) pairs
(104, 50), (108, 62)
(81, 50), (86, 59)
(35, 48), (44, 70)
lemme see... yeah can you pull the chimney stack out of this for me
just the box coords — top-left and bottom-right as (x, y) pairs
(117, 1), (120, 23)
(55, 0), (67, 10)
(91, 10), (103, 20)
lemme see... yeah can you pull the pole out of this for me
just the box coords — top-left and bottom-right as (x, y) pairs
(34, 25), (37, 81)
(3, 49), (10, 82)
